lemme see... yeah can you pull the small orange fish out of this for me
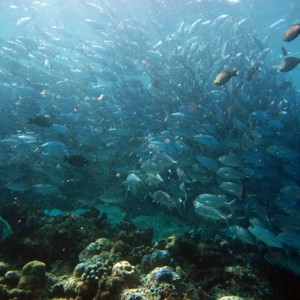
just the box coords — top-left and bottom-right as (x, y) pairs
(283, 24), (300, 42)
(214, 70), (238, 85)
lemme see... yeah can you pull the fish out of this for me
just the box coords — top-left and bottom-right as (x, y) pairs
(193, 134), (220, 146)
(245, 65), (260, 81)
(278, 57), (300, 72)
(193, 201), (231, 222)
(264, 251), (288, 268)
(281, 186), (300, 200)
(216, 167), (247, 181)
(28, 115), (52, 127)
(218, 154), (244, 167)
(213, 70), (238, 85)
(122, 173), (143, 195)
(14, 134), (37, 144)
(248, 225), (283, 248)
(149, 191), (183, 214)
(220, 182), (244, 199)
(16, 16), (34, 28)
(65, 155), (88, 167)
(268, 18), (285, 29)
(100, 187), (125, 204)
(283, 24), (300, 42)
(277, 232), (300, 250)
(4, 181), (31, 192)
(281, 46), (288, 56)
(196, 155), (219, 171)
(266, 145), (300, 162)
(194, 193), (234, 208)
(264, 251), (300, 276)
(229, 225), (256, 245)
(145, 173), (164, 186)
(1, 1), (300, 279)
(32, 184), (60, 195)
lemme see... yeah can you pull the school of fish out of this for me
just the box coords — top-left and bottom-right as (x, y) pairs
(1, 0), (300, 277)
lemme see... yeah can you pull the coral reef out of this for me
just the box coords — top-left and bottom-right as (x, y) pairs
(0, 203), (110, 267)
(0, 208), (300, 299)
(18, 260), (46, 290)
(141, 250), (172, 273)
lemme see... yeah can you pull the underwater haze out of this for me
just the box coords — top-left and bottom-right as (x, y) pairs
(1, 0), (300, 299)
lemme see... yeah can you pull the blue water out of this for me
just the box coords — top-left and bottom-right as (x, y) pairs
(1, 0), (300, 278)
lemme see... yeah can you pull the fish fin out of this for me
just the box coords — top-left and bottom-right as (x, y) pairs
(226, 199), (237, 206)
(232, 69), (239, 76)
(63, 154), (69, 163)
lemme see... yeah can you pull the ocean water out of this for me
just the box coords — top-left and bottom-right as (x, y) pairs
(1, 0), (300, 298)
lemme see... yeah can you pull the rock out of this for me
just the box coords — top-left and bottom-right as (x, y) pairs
(18, 260), (46, 290)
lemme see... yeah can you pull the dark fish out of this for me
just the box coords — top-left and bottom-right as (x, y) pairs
(252, 36), (264, 51)
(151, 77), (160, 88)
(66, 155), (88, 167)
(283, 24), (300, 42)
(214, 70), (238, 85)
(81, 207), (100, 219)
(279, 80), (292, 90)
(28, 115), (52, 127)
(245, 65), (260, 81)
(278, 57), (300, 72)
(281, 46), (288, 56)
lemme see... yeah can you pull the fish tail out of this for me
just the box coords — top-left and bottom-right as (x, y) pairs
(63, 154), (68, 163)
(232, 69), (238, 76)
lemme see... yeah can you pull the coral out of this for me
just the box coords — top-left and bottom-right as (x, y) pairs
(121, 289), (146, 300)
(111, 261), (140, 288)
(217, 297), (245, 300)
(4, 270), (21, 287)
(93, 275), (127, 300)
(141, 250), (172, 273)
(50, 275), (78, 299)
(79, 238), (113, 262)
(144, 266), (180, 289)
(92, 261), (140, 300)
(0, 204), (109, 268)
(0, 217), (299, 300)
(0, 262), (9, 276)
(75, 251), (120, 283)
(18, 260), (46, 290)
